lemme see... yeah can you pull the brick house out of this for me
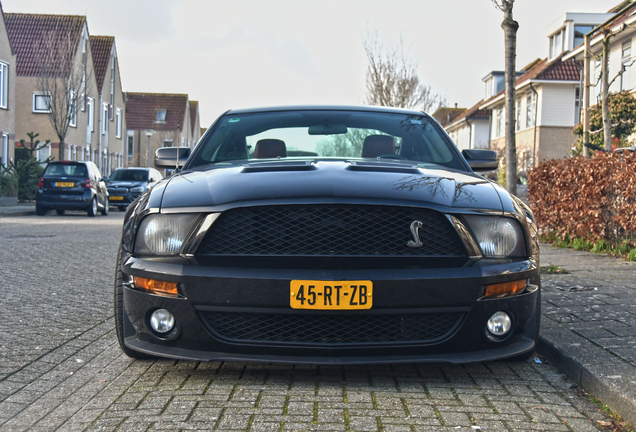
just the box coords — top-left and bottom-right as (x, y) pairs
(125, 92), (198, 170)
(5, 13), (100, 166)
(0, 4), (16, 168)
(90, 35), (126, 174)
(188, 100), (201, 147)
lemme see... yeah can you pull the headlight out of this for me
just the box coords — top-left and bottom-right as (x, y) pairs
(464, 216), (526, 257)
(130, 186), (146, 193)
(135, 214), (200, 255)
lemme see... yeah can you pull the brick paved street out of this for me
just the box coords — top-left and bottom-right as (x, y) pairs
(0, 213), (617, 431)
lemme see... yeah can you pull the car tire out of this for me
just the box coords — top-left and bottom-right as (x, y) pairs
(114, 243), (155, 360)
(36, 204), (47, 216)
(87, 197), (97, 217)
(118, 206), (126, 212)
(101, 199), (109, 216)
(56, 209), (65, 215)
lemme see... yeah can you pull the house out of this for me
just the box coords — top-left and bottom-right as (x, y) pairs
(90, 35), (126, 174)
(480, 12), (614, 171)
(445, 100), (490, 151)
(432, 105), (466, 128)
(125, 92), (196, 170)
(188, 100), (201, 147)
(564, 2), (636, 105)
(0, 4), (16, 169)
(5, 13), (101, 166)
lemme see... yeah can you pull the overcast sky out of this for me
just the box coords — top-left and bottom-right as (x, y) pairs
(3, 0), (618, 126)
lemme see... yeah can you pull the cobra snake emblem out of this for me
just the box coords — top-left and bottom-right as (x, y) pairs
(407, 220), (424, 248)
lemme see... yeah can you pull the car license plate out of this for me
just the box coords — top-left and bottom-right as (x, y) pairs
(109, 196), (124, 201)
(290, 280), (372, 310)
(54, 182), (74, 187)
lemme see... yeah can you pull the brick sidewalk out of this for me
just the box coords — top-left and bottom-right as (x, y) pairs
(538, 243), (636, 427)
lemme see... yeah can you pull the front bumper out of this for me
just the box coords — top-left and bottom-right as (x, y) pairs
(120, 257), (540, 364)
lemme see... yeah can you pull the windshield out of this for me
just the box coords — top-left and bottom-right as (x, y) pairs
(110, 169), (149, 182)
(44, 163), (87, 177)
(188, 110), (466, 171)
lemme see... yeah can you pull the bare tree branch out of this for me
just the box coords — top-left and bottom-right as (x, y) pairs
(363, 31), (444, 112)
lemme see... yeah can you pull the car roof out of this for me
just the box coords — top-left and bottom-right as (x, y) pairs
(114, 167), (151, 170)
(225, 105), (427, 116)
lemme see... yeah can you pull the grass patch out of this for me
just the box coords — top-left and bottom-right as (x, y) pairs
(572, 237), (592, 251)
(628, 249), (636, 262)
(540, 265), (569, 274)
(586, 392), (635, 432)
(591, 239), (613, 253)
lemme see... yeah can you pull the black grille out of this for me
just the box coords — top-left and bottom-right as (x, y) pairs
(197, 205), (464, 256)
(198, 310), (465, 345)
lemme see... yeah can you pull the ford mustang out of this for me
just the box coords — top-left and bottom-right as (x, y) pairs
(114, 105), (540, 364)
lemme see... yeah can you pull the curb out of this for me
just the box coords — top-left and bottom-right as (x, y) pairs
(0, 210), (36, 217)
(537, 318), (636, 427)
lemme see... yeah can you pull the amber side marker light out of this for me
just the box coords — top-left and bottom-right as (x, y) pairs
(484, 280), (527, 298)
(134, 277), (179, 298)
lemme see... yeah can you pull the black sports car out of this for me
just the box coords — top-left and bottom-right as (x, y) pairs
(115, 106), (540, 364)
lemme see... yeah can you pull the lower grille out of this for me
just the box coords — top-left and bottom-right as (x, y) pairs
(198, 310), (465, 346)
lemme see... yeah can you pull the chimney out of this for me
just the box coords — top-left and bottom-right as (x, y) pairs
(454, 103), (458, 108)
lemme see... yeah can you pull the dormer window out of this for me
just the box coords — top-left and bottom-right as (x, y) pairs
(156, 108), (167, 122)
(549, 28), (565, 60)
(574, 25), (594, 49)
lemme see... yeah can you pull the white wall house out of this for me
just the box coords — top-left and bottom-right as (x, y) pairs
(445, 100), (490, 151)
(564, 3), (636, 106)
(480, 12), (614, 171)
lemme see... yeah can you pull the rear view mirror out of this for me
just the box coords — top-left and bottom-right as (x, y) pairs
(308, 123), (348, 135)
(462, 149), (499, 172)
(155, 147), (191, 169)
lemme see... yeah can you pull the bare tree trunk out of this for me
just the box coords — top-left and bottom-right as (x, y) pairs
(502, 3), (518, 195)
(601, 34), (612, 151)
(583, 35), (591, 157)
(58, 139), (65, 161)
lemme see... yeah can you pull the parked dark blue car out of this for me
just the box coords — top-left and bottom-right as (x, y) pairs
(106, 167), (163, 211)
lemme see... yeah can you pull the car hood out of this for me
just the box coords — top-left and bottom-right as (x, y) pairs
(108, 181), (146, 188)
(159, 160), (504, 213)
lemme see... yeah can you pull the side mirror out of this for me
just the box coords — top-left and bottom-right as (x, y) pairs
(462, 149), (499, 172)
(155, 147), (191, 169)
(102, 176), (110, 182)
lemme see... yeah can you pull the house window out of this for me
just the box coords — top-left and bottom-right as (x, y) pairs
(496, 108), (504, 138)
(574, 86), (581, 124)
(526, 93), (536, 128)
(156, 108), (167, 122)
(102, 104), (109, 134)
(127, 135), (134, 157)
(72, 146), (77, 161)
(0, 62), (8, 109)
(549, 29), (565, 60)
(116, 108), (122, 138)
(33, 92), (51, 113)
(1, 134), (8, 167)
(574, 25), (594, 49)
(622, 40), (632, 91)
(516, 98), (522, 132)
(69, 91), (77, 127)
(81, 37), (86, 111)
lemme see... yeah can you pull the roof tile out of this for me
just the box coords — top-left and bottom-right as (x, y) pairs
(90, 36), (113, 91)
(125, 92), (189, 131)
(5, 13), (85, 77)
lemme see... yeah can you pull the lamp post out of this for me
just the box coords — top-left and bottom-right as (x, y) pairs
(145, 129), (154, 168)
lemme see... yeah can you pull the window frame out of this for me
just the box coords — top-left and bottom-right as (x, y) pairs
(116, 108), (122, 138)
(0, 61), (8, 109)
(33, 91), (52, 113)
(69, 91), (77, 127)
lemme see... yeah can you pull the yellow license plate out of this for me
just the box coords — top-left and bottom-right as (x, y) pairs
(54, 182), (74, 187)
(290, 280), (372, 310)
(109, 196), (124, 201)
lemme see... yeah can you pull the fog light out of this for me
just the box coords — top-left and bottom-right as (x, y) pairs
(149, 309), (175, 334)
(487, 311), (511, 337)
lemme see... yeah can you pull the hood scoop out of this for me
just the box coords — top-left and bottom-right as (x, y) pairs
(347, 160), (420, 174)
(241, 161), (317, 173)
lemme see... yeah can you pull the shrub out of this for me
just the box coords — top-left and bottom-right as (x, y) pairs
(0, 172), (18, 197)
(591, 239), (612, 253)
(528, 152), (636, 248)
(572, 237), (592, 251)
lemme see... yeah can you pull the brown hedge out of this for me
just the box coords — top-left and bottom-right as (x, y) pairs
(528, 151), (636, 244)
